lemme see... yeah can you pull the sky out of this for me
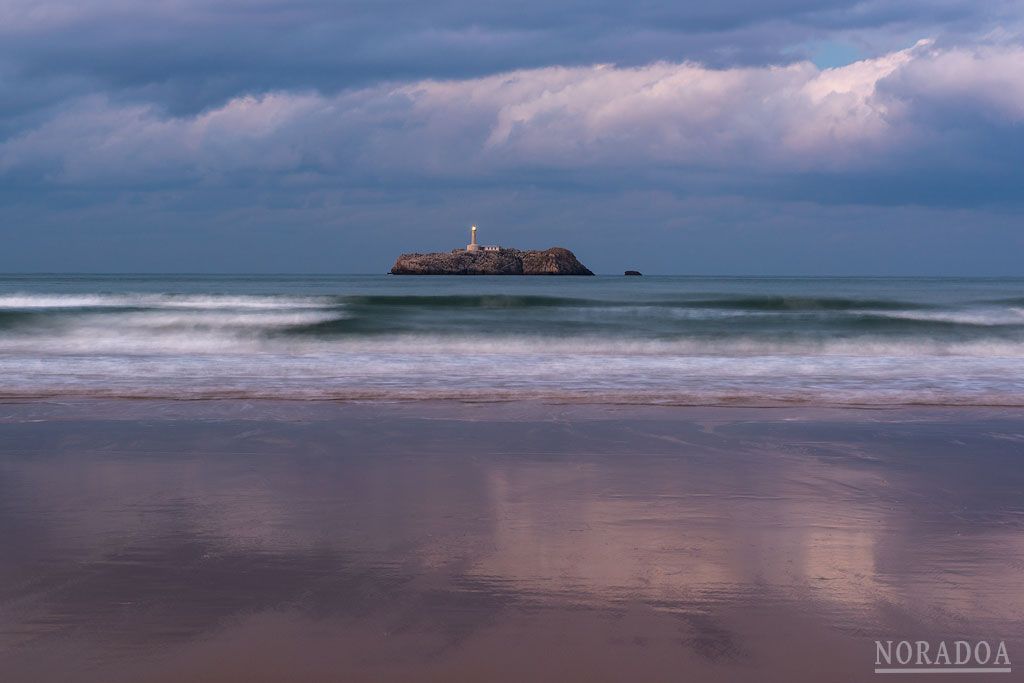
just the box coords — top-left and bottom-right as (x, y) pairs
(1, 0), (1022, 274)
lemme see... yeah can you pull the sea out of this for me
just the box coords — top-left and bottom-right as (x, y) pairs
(1, 274), (1022, 405)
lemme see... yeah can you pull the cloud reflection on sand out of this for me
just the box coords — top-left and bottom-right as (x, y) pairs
(468, 455), (897, 615)
(1, 402), (1022, 681)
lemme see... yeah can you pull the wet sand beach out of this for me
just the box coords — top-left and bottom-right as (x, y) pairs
(0, 400), (1022, 681)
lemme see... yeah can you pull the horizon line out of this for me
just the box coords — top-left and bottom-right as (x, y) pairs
(1, 272), (1024, 279)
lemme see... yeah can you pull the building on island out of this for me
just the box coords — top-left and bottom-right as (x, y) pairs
(465, 225), (500, 252)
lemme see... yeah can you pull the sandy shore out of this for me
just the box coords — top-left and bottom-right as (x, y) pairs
(0, 400), (1021, 681)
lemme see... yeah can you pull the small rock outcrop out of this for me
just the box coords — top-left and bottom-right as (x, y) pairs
(390, 247), (594, 275)
(624, 270), (643, 276)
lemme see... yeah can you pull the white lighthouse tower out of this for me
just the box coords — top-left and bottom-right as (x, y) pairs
(462, 224), (500, 252)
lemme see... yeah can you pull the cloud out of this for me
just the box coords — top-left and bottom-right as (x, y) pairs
(0, 0), (1018, 121)
(3, 39), (1022, 207)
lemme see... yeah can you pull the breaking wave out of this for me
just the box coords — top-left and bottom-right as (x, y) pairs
(0, 276), (1022, 405)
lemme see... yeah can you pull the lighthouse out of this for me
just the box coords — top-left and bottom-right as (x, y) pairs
(461, 225), (500, 252)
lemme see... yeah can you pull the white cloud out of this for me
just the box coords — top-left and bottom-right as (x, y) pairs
(883, 43), (1024, 121)
(2, 40), (1023, 188)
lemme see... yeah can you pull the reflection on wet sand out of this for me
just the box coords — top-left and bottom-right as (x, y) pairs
(0, 401), (1021, 682)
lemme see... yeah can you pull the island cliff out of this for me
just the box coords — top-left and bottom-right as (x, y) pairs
(390, 247), (594, 275)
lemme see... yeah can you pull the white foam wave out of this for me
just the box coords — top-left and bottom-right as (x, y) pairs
(0, 351), (1020, 406)
(313, 335), (1024, 358)
(0, 293), (328, 310)
(0, 310), (340, 354)
(1, 329), (1023, 358)
(881, 308), (1024, 326)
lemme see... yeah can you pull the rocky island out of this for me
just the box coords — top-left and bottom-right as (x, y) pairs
(390, 226), (593, 275)
(391, 247), (593, 275)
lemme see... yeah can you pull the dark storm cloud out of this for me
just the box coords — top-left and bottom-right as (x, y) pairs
(1, 0), (1017, 118)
